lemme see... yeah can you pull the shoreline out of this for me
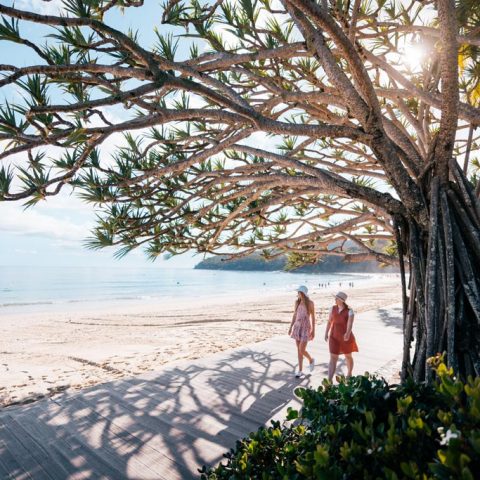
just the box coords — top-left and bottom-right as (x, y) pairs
(0, 276), (402, 410)
(0, 272), (401, 317)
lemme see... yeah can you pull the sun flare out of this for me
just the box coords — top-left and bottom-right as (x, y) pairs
(401, 43), (427, 71)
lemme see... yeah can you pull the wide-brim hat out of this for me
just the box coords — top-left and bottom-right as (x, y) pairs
(296, 285), (309, 296)
(333, 291), (348, 302)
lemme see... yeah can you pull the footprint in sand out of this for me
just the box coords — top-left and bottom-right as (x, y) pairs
(47, 385), (69, 393)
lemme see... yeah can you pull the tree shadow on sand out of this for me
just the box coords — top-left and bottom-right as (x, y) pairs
(0, 348), (326, 479)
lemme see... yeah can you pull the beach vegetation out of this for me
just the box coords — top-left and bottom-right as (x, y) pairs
(0, 0), (479, 380)
(201, 356), (480, 479)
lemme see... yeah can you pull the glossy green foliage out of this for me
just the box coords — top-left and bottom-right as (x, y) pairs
(202, 358), (480, 479)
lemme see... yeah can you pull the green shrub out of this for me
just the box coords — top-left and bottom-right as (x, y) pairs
(201, 357), (480, 479)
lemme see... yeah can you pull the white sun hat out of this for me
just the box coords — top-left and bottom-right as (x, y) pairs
(296, 285), (309, 296)
(333, 291), (348, 301)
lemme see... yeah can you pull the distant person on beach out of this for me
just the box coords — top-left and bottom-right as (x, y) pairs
(324, 291), (358, 381)
(288, 285), (316, 378)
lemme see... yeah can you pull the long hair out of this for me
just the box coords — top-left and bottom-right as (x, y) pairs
(296, 291), (313, 315)
(335, 297), (349, 310)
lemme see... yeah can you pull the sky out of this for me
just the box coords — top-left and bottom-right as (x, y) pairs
(0, 0), (199, 268)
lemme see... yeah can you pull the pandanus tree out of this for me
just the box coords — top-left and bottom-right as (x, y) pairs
(0, 0), (479, 381)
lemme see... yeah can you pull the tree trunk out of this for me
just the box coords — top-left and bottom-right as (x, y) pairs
(400, 168), (480, 382)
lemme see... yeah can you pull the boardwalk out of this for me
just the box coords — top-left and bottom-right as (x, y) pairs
(0, 305), (403, 479)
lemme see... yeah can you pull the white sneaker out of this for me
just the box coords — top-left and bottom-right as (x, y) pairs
(295, 371), (304, 378)
(309, 358), (315, 373)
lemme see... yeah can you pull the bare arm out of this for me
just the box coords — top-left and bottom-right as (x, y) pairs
(288, 302), (298, 334)
(344, 310), (355, 341)
(324, 307), (333, 341)
(309, 301), (316, 340)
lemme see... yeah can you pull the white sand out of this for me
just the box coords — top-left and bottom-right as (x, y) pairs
(0, 275), (402, 408)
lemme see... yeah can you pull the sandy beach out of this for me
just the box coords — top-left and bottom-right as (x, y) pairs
(0, 276), (402, 409)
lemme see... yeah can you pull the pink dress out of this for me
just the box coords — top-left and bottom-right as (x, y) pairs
(290, 302), (311, 342)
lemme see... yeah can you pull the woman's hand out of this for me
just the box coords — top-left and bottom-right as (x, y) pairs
(344, 332), (351, 341)
(288, 325), (292, 335)
(309, 331), (315, 341)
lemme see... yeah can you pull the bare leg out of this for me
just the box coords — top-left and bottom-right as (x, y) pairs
(296, 340), (303, 372)
(345, 354), (354, 377)
(301, 342), (313, 363)
(328, 354), (339, 382)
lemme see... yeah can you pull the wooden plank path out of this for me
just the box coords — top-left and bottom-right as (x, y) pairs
(0, 304), (403, 479)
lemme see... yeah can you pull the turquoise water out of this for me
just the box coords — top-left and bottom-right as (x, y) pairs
(0, 266), (365, 312)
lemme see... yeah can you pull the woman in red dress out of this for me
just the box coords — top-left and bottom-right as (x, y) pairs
(324, 291), (358, 381)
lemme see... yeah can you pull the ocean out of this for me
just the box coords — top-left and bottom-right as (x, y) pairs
(0, 265), (370, 314)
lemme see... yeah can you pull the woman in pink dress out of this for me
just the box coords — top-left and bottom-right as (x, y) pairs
(288, 285), (316, 378)
(324, 291), (358, 381)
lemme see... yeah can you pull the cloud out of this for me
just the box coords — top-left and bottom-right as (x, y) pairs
(15, 0), (65, 15)
(14, 248), (38, 255)
(0, 202), (90, 241)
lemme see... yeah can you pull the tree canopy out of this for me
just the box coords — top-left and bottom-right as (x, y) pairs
(0, 0), (476, 262)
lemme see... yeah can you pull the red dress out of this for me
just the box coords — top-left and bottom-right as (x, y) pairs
(329, 305), (359, 355)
